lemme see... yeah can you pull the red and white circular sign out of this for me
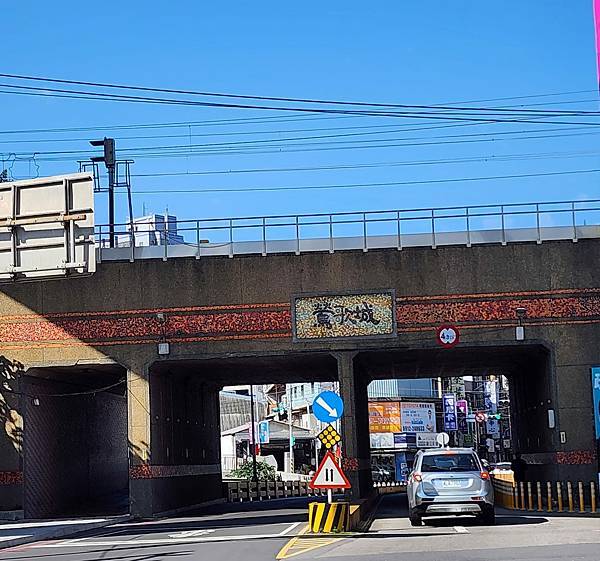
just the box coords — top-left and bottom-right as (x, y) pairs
(436, 325), (460, 348)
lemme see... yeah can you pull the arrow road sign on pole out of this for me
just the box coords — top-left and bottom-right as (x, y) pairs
(312, 391), (344, 423)
(309, 450), (351, 490)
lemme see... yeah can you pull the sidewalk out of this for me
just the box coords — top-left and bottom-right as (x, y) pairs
(0, 515), (129, 549)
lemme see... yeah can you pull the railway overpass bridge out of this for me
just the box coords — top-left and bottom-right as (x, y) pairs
(0, 197), (599, 519)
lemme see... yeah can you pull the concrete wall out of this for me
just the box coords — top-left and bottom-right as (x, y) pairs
(0, 239), (598, 515)
(22, 377), (127, 518)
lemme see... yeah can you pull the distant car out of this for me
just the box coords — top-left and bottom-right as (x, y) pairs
(407, 448), (495, 526)
(372, 467), (392, 482)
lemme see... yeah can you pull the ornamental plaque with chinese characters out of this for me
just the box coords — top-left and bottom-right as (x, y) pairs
(293, 291), (396, 340)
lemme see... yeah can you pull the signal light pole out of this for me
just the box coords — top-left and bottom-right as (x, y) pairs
(90, 138), (116, 247)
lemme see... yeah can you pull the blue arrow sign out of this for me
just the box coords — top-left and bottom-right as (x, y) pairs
(312, 391), (344, 423)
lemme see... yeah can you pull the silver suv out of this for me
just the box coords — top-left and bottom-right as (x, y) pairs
(407, 448), (495, 526)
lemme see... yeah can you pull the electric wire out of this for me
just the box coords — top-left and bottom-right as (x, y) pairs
(118, 168), (600, 195)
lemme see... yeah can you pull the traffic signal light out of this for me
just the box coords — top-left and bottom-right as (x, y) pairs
(90, 138), (115, 167)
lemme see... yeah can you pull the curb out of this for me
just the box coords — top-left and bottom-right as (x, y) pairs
(0, 514), (130, 550)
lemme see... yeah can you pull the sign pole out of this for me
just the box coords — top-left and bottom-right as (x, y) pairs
(249, 384), (258, 482)
(327, 488), (333, 504)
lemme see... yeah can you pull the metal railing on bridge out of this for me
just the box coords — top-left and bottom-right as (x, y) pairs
(96, 199), (600, 262)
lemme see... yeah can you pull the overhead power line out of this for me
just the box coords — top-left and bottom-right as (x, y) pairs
(0, 72), (597, 114)
(120, 168), (600, 195)
(0, 82), (599, 127)
(125, 150), (600, 179)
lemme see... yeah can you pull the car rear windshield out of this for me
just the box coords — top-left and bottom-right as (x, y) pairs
(420, 453), (480, 472)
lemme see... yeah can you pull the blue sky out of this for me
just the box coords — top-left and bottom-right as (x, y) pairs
(2, 1), (599, 232)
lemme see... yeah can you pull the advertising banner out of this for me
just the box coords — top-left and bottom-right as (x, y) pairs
(400, 402), (436, 433)
(258, 420), (270, 444)
(592, 366), (600, 441)
(369, 401), (402, 433)
(443, 394), (458, 431)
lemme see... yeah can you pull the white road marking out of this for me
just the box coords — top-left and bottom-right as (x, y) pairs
(168, 529), (216, 538)
(32, 532), (297, 548)
(278, 522), (302, 536)
(454, 526), (469, 534)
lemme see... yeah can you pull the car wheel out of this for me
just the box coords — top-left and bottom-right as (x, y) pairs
(479, 507), (496, 525)
(409, 512), (423, 527)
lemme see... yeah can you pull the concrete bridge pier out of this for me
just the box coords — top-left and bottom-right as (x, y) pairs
(128, 363), (223, 518)
(337, 352), (373, 501)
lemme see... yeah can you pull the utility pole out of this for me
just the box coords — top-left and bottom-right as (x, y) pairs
(249, 384), (258, 482)
(90, 138), (116, 247)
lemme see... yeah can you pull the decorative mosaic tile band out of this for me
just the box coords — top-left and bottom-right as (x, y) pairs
(129, 464), (221, 479)
(0, 471), (23, 486)
(0, 288), (599, 348)
(556, 450), (597, 465)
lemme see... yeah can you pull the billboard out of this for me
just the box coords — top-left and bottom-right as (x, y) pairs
(369, 401), (402, 433)
(0, 173), (95, 281)
(400, 402), (436, 433)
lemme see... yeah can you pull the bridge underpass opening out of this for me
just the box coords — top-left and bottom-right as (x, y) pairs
(22, 365), (128, 519)
(144, 353), (338, 515)
(359, 344), (554, 484)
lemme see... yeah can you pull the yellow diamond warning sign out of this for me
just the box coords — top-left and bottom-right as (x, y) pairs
(317, 425), (341, 449)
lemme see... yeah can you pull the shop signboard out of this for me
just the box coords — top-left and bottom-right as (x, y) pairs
(442, 394), (458, 431)
(416, 433), (439, 448)
(400, 402), (436, 433)
(370, 433), (395, 449)
(393, 432), (417, 449)
(369, 401), (402, 433)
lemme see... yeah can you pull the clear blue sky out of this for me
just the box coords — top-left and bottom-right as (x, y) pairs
(2, 1), (599, 232)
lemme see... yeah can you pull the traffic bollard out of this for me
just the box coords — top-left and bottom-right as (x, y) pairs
(527, 482), (533, 511)
(591, 482), (597, 514)
(536, 482), (542, 511)
(567, 482), (574, 513)
(578, 482), (585, 513)
(557, 481), (563, 512)
(546, 482), (552, 512)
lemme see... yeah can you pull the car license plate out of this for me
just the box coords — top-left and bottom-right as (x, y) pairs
(441, 480), (463, 488)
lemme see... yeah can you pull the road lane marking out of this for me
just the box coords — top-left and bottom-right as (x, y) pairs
(454, 526), (469, 534)
(277, 524), (344, 559)
(168, 529), (216, 538)
(31, 532), (299, 548)
(279, 522), (302, 536)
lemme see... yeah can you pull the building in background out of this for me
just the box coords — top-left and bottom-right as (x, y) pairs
(116, 214), (184, 247)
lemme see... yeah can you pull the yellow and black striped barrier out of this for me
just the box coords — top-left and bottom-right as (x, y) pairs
(308, 501), (350, 533)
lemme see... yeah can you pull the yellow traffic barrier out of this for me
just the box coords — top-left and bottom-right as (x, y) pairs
(546, 482), (552, 512)
(308, 502), (349, 533)
(578, 482), (585, 513)
(591, 482), (597, 514)
(519, 482), (526, 510)
(536, 482), (542, 511)
(557, 481), (563, 512)
(567, 482), (574, 512)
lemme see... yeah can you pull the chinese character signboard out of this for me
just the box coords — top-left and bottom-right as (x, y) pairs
(400, 402), (436, 433)
(442, 394), (458, 431)
(293, 291), (396, 340)
(369, 401), (402, 433)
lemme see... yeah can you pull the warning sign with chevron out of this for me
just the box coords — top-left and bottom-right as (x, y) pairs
(309, 450), (351, 489)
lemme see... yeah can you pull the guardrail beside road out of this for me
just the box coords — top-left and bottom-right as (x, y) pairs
(224, 480), (329, 502)
(493, 477), (598, 514)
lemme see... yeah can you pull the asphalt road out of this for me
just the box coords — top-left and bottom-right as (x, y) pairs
(314, 493), (600, 561)
(0, 497), (311, 561)
(1, 494), (598, 561)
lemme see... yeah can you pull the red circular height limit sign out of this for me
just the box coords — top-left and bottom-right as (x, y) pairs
(436, 325), (460, 348)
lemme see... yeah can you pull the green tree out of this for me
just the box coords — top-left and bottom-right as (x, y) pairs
(231, 460), (278, 481)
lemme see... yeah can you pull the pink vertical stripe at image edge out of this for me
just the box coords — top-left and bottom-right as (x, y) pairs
(594, 0), (600, 87)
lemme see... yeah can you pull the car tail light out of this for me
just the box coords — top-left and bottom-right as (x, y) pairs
(412, 472), (423, 483)
(480, 471), (490, 480)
